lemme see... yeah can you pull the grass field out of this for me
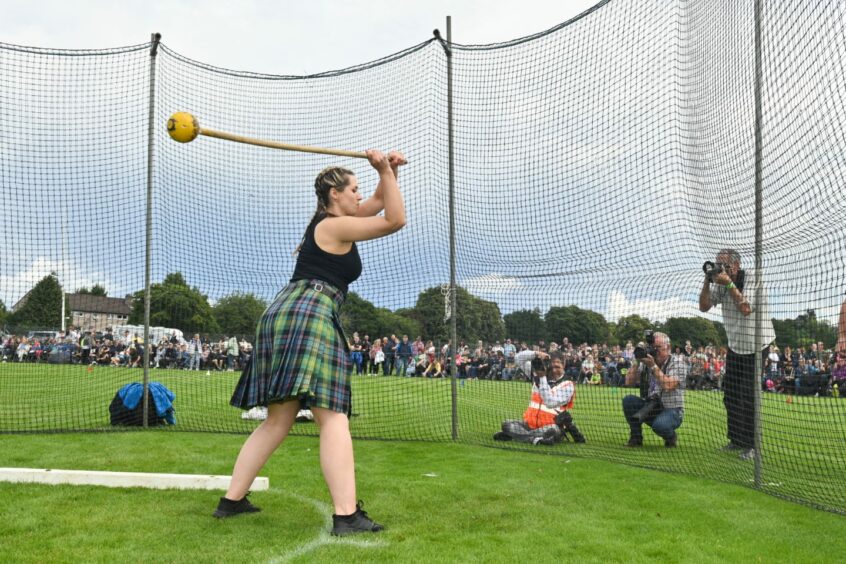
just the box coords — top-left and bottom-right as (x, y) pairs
(1, 432), (845, 563)
(2, 362), (845, 517)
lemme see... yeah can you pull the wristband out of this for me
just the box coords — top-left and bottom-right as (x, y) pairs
(726, 282), (736, 290)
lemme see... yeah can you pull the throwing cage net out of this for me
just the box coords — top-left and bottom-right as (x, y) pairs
(1, 0), (845, 514)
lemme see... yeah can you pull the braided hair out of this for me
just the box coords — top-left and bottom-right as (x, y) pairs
(295, 166), (354, 254)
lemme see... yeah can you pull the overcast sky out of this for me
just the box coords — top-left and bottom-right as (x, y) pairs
(2, 0), (843, 329)
(2, 0), (600, 75)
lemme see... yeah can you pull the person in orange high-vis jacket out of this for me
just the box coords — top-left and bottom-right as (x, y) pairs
(493, 350), (585, 445)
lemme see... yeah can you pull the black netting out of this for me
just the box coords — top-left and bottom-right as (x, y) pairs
(1, 0), (845, 514)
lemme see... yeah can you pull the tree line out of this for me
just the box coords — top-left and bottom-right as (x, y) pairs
(1, 272), (838, 350)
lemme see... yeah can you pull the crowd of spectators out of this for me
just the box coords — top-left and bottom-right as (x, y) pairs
(1, 326), (253, 372)
(763, 343), (846, 397)
(346, 332), (846, 397)
(5, 325), (844, 396)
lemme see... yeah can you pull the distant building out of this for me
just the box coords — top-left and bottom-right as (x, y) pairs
(66, 294), (132, 333)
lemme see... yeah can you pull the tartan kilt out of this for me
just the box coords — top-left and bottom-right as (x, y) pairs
(230, 279), (351, 414)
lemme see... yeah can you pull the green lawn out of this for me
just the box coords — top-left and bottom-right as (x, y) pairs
(2, 363), (845, 515)
(0, 432), (844, 563)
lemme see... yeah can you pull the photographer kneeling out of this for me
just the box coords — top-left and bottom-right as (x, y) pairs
(493, 351), (585, 445)
(622, 331), (687, 448)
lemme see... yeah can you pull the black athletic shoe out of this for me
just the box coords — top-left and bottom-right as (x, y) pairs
(567, 424), (586, 444)
(625, 437), (643, 447)
(492, 431), (512, 441)
(556, 411), (585, 443)
(213, 493), (261, 518)
(331, 501), (384, 536)
(664, 434), (677, 448)
(532, 437), (556, 446)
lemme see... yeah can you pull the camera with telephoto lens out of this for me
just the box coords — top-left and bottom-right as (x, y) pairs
(632, 392), (663, 424)
(531, 355), (550, 375)
(702, 261), (726, 282)
(633, 330), (656, 360)
(531, 355), (551, 384)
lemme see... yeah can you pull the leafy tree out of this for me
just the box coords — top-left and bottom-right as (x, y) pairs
(544, 305), (609, 345)
(7, 273), (63, 330)
(772, 318), (796, 349)
(163, 272), (187, 286)
(375, 308), (421, 340)
(773, 309), (837, 349)
(713, 321), (727, 348)
(75, 284), (107, 296)
(606, 322), (617, 346)
(412, 286), (504, 344)
(503, 309), (545, 344)
(394, 308), (424, 338)
(213, 293), (267, 338)
(473, 298), (506, 344)
(340, 292), (420, 340)
(128, 272), (219, 334)
(614, 314), (654, 346)
(0, 299), (8, 328)
(90, 284), (107, 296)
(660, 316), (722, 349)
(412, 287), (449, 342)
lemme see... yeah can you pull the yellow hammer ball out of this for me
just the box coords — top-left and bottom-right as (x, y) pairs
(166, 112), (200, 143)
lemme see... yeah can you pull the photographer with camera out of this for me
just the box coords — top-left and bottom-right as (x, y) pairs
(699, 249), (774, 460)
(622, 331), (686, 448)
(493, 350), (585, 445)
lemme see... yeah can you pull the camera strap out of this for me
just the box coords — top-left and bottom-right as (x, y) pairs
(550, 375), (568, 387)
(642, 356), (671, 397)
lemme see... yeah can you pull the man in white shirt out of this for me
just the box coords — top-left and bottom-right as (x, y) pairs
(514, 346), (537, 382)
(699, 249), (774, 460)
(227, 335), (239, 371)
(187, 333), (203, 371)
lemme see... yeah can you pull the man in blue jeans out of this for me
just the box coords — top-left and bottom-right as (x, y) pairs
(622, 331), (687, 448)
(394, 334), (414, 376)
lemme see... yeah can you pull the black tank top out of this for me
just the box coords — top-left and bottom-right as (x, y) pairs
(290, 214), (362, 294)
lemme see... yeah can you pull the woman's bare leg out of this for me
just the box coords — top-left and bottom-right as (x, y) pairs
(311, 407), (357, 515)
(225, 400), (299, 499)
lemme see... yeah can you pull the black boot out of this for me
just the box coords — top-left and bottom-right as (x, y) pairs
(331, 501), (384, 536)
(555, 411), (586, 444)
(567, 421), (586, 444)
(213, 492), (261, 518)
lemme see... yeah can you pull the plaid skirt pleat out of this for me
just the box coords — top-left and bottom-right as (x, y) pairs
(230, 279), (350, 414)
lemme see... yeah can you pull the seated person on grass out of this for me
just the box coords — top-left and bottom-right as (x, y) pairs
(493, 350), (585, 445)
(423, 358), (442, 378)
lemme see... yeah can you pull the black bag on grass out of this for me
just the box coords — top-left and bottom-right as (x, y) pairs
(109, 383), (172, 426)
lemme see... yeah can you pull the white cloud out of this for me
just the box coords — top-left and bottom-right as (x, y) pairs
(1, 0), (600, 75)
(461, 273), (524, 298)
(0, 257), (118, 307)
(606, 290), (720, 324)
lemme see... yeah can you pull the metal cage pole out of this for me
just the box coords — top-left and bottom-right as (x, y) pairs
(142, 33), (161, 428)
(752, 0), (764, 486)
(445, 16), (459, 441)
(434, 19), (458, 441)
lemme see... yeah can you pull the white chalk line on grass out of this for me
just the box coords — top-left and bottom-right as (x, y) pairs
(265, 490), (386, 564)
